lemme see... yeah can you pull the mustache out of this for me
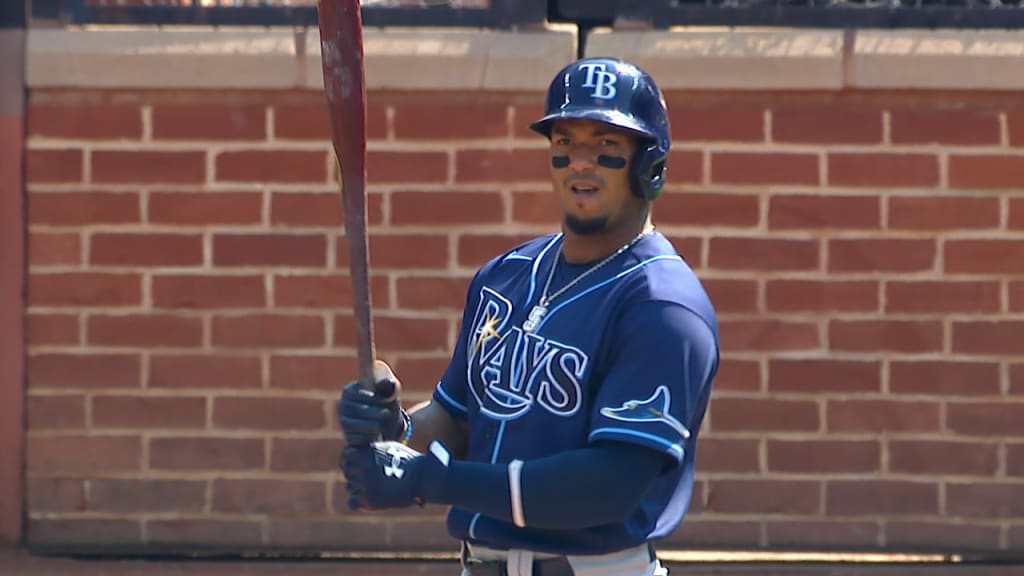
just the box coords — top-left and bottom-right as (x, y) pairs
(563, 173), (605, 187)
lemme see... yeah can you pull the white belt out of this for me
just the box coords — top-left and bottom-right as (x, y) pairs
(463, 542), (667, 576)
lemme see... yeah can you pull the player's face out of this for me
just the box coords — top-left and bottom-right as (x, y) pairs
(548, 119), (642, 236)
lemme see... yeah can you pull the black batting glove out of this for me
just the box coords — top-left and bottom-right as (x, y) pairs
(337, 377), (403, 446)
(341, 440), (451, 511)
(335, 381), (399, 444)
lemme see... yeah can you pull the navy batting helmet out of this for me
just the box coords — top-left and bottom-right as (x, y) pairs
(530, 57), (671, 200)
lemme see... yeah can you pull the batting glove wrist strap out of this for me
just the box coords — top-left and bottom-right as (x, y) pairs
(399, 408), (413, 445)
(413, 440), (452, 504)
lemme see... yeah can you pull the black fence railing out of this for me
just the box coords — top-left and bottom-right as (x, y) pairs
(29, 0), (1024, 28)
(557, 0), (1024, 29)
(2, 0), (28, 27)
(30, 0), (547, 28)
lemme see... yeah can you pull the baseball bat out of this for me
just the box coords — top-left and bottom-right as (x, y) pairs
(317, 0), (376, 391)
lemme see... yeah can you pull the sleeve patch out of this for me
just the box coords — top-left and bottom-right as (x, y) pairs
(598, 385), (690, 439)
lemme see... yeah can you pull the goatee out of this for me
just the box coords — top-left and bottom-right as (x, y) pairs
(564, 214), (608, 235)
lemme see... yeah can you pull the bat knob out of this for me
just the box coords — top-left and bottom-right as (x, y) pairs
(372, 360), (401, 402)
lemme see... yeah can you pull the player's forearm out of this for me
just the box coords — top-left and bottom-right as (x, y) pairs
(406, 400), (468, 459)
(413, 442), (667, 530)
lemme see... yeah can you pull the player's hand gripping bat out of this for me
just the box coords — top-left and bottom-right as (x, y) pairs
(317, 0), (378, 393)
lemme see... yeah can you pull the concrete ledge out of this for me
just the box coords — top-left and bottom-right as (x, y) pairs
(26, 27), (577, 91)
(852, 30), (1024, 90)
(351, 27), (578, 91)
(586, 28), (845, 90)
(26, 27), (1024, 92)
(0, 31), (25, 115)
(587, 28), (1024, 91)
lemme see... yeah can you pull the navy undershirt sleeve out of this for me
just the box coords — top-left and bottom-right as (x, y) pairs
(415, 442), (669, 530)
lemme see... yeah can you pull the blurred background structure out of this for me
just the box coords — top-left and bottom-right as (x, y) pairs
(3, 0), (1024, 567)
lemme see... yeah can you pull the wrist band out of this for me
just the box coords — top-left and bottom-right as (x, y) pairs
(508, 459), (526, 528)
(399, 408), (413, 445)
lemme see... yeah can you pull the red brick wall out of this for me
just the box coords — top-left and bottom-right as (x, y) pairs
(22, 88), (1024, 554)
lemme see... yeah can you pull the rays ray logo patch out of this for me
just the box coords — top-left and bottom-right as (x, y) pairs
(600, 386), (690, 438)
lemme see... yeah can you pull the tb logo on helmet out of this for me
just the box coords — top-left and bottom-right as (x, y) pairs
(578, 63), (617, 99)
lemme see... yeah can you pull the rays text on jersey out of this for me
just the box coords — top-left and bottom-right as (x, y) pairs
(468, 287), (588, 421)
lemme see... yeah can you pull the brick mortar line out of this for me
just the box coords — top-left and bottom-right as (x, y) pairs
(141, 106), (152, 142)
(688, 513), (1013, 524)
(28, 510), (350, 519)
(26, 139), (1024, 154)
(693, 472), (1024, 482)
(28, 225), (562, 235)
(22, 278), (1024, 289)
(1002, 362), (1013, 396)
(21, 302), (1020, 312)
(703, 432), (1018, 442)
(938, 152), (950, 189)
(25, 431), (347, 441)
(716, 395), (1024, 403)
(31, 225), (1024, 237)
(37, 391), (1024, 403)
(52, 392), (339, 401)
(717, 310), (1024, 319)
(32, 179), (1015, 188)
(28, 181), (1024, 193)
(81, 148), (91, 185)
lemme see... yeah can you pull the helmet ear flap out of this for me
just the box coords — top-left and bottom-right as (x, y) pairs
(631, 142), (669, 200)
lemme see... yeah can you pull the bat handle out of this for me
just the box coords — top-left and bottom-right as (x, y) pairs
(354, 317), (376, 393)
(342, 173), (375, 393)
(358, 356), (375, 393)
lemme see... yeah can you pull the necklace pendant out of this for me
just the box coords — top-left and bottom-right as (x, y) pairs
(523, 304), (547, 333)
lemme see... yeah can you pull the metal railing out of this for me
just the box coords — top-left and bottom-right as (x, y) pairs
(29, 0), (1024, 29)
(30, 0), (547, 28)
(555, 0), (1024, 29)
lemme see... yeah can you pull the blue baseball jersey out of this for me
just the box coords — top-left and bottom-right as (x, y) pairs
(431, 230), (719, 555)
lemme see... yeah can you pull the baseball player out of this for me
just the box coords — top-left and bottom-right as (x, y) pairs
(338, 57), (719, 576)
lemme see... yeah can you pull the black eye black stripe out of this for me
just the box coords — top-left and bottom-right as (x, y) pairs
(597, 155), (626, 169)
(550, 155), (626, 169)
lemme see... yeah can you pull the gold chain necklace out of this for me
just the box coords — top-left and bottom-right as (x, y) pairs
(523, 229), (652, 333)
